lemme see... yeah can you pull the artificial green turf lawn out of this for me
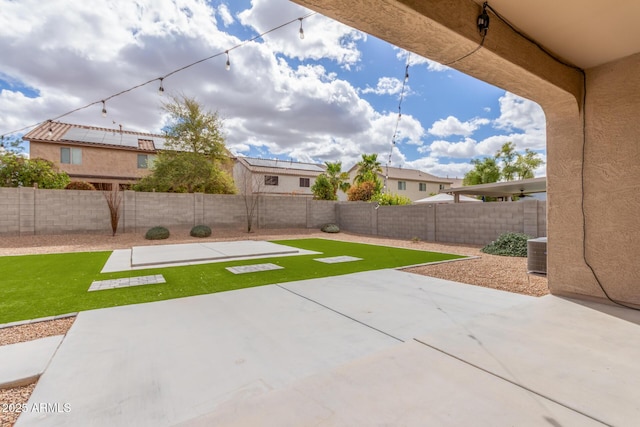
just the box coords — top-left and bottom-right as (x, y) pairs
(0, 238), (465, 324)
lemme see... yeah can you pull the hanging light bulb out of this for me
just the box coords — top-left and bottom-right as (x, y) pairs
(101, 101), (107, 118)
(225, 50), (231, 71)
(158, 78), (165, 96)
(298, 18), (305, 40)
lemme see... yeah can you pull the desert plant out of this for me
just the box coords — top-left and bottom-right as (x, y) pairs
(481, 232), (532, 257)
(145, 226), (170, 240)
(190, 224), (212, 238)
(103, 187), (122, 236)
(65, 181), (96, 190)
(372, 192), (412, 206)
(321, 223), (340, 233)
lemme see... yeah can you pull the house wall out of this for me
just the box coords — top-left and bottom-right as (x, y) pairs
(30, 141), (151, 187)
(291, 0), (639, 307)
(232, 163), (317, 197)
(386, 178), (448, 201)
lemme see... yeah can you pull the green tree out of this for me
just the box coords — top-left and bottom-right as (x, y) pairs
(312, 161), (350, 200)
(354, 153), (382, 185)
(311, 174), (335, 200)
(462, 157), (501, 186)
(496, 141), (518, 181)
(134, 95), (236, 194)
(0, 152), (70, 189)
(515, 148), (544, 180)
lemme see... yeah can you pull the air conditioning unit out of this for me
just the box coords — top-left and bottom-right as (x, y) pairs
(527, 237), (547, 275)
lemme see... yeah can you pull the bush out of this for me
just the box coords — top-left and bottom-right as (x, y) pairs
(190, 224), (212, 238)
(347, 181), (377, 201)
(65, 181), (96, 190)
(145, 226), (170, 240)
(481, 232), (532, 257)
(372, 192), (412, 206)
(321, 223), (340, 233)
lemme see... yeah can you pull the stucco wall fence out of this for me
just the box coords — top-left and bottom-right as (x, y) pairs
(0, 188), (546, 245)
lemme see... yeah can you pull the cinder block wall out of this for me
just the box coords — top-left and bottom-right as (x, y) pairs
(336, 200), (546, 246)
(0, 189), (545, 245)
(0, 188), (20, 234)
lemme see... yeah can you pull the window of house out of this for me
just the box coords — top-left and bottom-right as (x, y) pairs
(299, 177), (310, 188)
(137, 154), (156, 169)
(439, 184), (446, 190)
(419, 183), (427, 192)
(265, 175), (279, 186)
(398, 181), (406, 191)
(60, 147), (82, 165)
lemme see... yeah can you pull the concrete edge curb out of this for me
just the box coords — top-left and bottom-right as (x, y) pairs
(398, 255), (480, 270)
(0, 313), (77, 330)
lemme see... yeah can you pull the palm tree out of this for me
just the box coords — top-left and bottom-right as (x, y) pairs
(325, 161), (350, 197)
(354, 153), (382, 184)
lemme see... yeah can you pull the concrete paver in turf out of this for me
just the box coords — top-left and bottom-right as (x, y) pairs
(101, 241), (320, 273)
(225, 263), (283, 274)
(0, 335), (64, 388)
(88, 274), (166, 291)
(313, 255), (362, 263)
(130, 241), (300, 267)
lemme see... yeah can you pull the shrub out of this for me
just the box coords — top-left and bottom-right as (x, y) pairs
(190, 224), (212, 238)
(347, 181), (377, 201)
(145, 226), (170, 240)
(481, 232), (532, 257)
(372, 192), (412, 206)
(321, 223), (340, 233)
(65, 181), (96, 190)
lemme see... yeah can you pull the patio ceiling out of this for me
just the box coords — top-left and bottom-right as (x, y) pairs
(472, 0), (640, 69)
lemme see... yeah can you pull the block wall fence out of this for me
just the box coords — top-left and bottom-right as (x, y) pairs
(0, 188), (546, 245)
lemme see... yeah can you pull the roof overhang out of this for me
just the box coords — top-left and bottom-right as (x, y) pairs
(442, 177), (546, 197)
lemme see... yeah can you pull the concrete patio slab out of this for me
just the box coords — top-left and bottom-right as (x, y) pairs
(0, 335), (64, 388)
(225, 263), (284, 274)
(279, 269), (534, 341)
(14, 270), (639, 426)
(179, 340), (602, 427)
(414, 294), (640, 426)
(101, 241), (319, 273)
(313, 255), (362, 263)
(16, 284), (399, 427)
(88, 274), (166, 291)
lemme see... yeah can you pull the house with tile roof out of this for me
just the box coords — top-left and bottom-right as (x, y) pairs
(347, 164), (454, 201)
(24, 121), (167, 190)
(233, 156), (326, 197)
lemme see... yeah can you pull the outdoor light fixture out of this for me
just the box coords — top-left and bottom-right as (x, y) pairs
(158, 78), (165, 96)
(101, 101), (107, 118)
(298, 18), (305, 39)
(225, 51), (231, 71)
(477, 2), (490, 36)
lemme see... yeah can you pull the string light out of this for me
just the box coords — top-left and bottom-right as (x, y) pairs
(384, 52), (411, 191)
(101, 100), (107, 117)
(225, 51), (231, 71)
(298, 18), (305, 39)
(158, 78), (165, 96)
(47, 120), (53, 138)
(0, 12), (316, 138)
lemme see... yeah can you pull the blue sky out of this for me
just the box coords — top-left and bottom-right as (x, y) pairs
(0, 0), (546, 178)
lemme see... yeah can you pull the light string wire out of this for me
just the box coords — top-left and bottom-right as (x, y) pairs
(384, 52), (411, 191)
(0, 11), (317, 138)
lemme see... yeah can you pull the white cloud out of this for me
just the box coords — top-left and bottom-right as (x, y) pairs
(494, 92), (545, 134)
(217, 4), (234, 27)
(395, 48), (449, 72)
(361, 77), (406, 96)
(428, 116), (489, 137)
(237, 0), (365, 68)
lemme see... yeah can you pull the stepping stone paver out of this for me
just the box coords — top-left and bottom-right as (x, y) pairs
(226, 263), (284, 274)
(314, 256), (362, 264)
(89, 274), (166, 292)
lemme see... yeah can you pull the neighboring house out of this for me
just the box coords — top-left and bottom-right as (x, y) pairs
(233, 157), (325, 197)
(347, 165), (453, 201)
(24, 121), (165, 190)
